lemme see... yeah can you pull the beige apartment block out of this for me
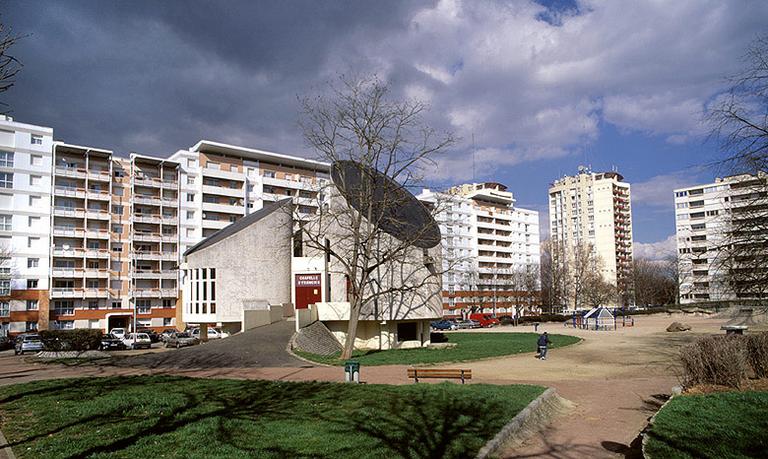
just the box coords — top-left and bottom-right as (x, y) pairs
(49, 143), (180, 332)
(548, 167), (634, 308)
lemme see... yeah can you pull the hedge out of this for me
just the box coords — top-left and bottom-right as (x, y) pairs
(39, 329), (103, 351)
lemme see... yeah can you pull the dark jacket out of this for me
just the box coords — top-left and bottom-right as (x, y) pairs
(537, 334), (550, 347)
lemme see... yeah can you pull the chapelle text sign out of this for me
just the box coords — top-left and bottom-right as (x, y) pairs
(295, 274), (321, 287)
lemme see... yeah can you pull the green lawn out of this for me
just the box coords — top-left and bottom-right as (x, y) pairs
(0, 376), (545, 459)
(644, 391), (768, 458)
(296, 332), (580, 366)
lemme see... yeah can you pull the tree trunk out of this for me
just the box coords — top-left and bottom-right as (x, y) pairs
(340, 296), (362, 360)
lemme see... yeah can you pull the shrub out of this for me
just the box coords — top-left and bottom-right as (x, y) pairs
(39, 329), (103, 352)
(680, 335), (749, 388)
(517, 314), (570, 324)
(746, 332), (768, 378)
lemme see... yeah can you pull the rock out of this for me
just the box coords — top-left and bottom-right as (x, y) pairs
(426, 342), (458, 350)
(666, 322), (692, 332)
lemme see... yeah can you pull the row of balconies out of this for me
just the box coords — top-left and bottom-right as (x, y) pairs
(133, 214), (178, 224)
(134, 251), (178, 261)
(134, 176), (178, 188)
(133, 270), (178, 279)
(51, 268), (110, 278)
(52, 227), (110, 238)
(52, 248), (110, 258)
(132, 288), (178, 298)
(53, 186), (111, 200)
(53, 207), (111, 219)
(54, 166), (111, 181)
(133, 196), (179, 207)
(50, 287), (178, 299)
(133, 232), (177, 242)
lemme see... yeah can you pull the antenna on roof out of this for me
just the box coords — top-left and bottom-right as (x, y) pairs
(472, 132), (476, 183)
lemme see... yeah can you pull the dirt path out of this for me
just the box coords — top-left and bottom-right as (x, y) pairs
(0, 313), (728, 458)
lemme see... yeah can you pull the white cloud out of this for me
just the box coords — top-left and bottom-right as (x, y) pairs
(632, 172), (700, 207)
(337, 0), (767, 181)
(634, 234), (676, 261)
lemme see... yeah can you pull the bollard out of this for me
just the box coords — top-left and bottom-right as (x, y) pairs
(344, 360), (360, 383)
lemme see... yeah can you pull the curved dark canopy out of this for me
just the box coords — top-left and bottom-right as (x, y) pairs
(331, 160), (441, 249)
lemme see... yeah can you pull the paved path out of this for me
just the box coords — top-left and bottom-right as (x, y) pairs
(0, 314), (729, 458)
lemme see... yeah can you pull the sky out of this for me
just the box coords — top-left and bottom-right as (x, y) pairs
(3, 0), (767, 257)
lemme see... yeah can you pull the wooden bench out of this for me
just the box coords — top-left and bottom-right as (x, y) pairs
(407, 368), (472, 384)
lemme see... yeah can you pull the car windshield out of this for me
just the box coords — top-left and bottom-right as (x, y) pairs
(24, 336), (41, 342)
(177, 333), (192, 338)
(136, 334), (150, 339)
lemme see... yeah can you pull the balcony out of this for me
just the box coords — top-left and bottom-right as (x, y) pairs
(202, 201), (245, 214)
(87, 189), (110, 201)
(86, 209), (110, 220)
(161, 198), (178, 207)
(134, 176), (162, 187)
(84, 269), (109, 278)
(54, 186), (86, 198)
(161, 215), (178, 225)
(161, 252), (177, 260)
(134, 214), (161, 224)
(160, 270), (178, 279)
(85, 249), (110, 259)
(133, 288), (162, 298)
(134, 232), (161, 242)
(134, 196), (162, 206)
(83, 288), (110, 298)
(51, 268), (84, 278)
(53, 226), (85, 237)
(202, 166), (244, 181)
(87, 169), (111, 182)
(86, 229), (110, 239)
(262, 175), (318, 191)
(134, 270), (161, 279)
(161, 179), (178, 189)
(50, 288), (84, 298)
(54, 207), (85, 218)
(135, 251), (162, 260)
(55, 166), (87, 179)
(201, 219), (231, 230)
(53, 248), (85, 257)
(202, 184), (244, 198)
(161, 234), (177, 243)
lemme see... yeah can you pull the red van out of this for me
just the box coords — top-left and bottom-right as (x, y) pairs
(469, 313), (500, 328)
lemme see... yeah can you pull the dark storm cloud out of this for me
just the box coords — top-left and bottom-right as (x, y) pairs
(3, 0), (431, 157)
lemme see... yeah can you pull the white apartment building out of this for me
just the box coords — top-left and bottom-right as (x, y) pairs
(0, 116), (53, 336)
(419, 182), (541, 317)
(674, 173), (766, 304)
(548, 167), (634, 307)
(169, 141), (330, 255)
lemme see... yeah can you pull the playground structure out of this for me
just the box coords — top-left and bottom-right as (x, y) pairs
(569, 307), (635, 331)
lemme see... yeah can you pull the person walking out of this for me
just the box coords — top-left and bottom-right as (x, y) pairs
(537, 332), (551, 360)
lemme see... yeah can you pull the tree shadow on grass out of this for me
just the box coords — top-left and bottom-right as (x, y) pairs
(2, 377), (532, 459)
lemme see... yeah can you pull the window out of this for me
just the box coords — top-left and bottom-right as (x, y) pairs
(137, 318), (151, 328)
(30, 134), (43, 145)
(0, 302), (8, 316)
(186, 210), (195, 219)
(113, 187), (123, 196)
(29, 175), (41, 186)
(263, 170), (275, 178)
(162, 299), (173, 308)
(0, 172), (12, 188)
(0, 280), (8, 295)
(27, 279), (38, 289)
(28, 195), (40, 207)
(26, 300), (38, 311)
(86, 280), (99, 289)
(27, 258), (39, 268)
(706, 210), (720, 217)
(112, 246), (123, 253)
(28, 216), (40, 227)
(186, 175), (195, 185)
(137, 299), (151, 314)
(54, 320), (74, 330)
(26, 321), (37, 332)
(88, 300), (99, 310)
(111, 224), (123, 234)
(0, 151), (13, 167)
(113, 169), (125, 178)
(187, 193), (195, 202)
(0, 214), (10, 231)
(187, 158), (197, 168)
(53, 301), (74, 316)
(163, 318), (172, 327)
(30, 154), (42, 166)
(111, 301), (121, 309)
(112, 205), (123, 214)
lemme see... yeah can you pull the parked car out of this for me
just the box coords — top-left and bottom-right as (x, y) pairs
(14, 334), (43, 355)
(109, 328), (127, 339)
(455, 319), (481, 329)
(165, 332), (200, 349)
(470, 313), (501, 328)
(190, 327), (230, 340)
(431, 320), (458, 331)
(136, 328), (161, 343)
(159, 329), (178, 342)
(0, 335), (13, 351)
(99, 333), (127, 351)
(120, 333), (152, 350)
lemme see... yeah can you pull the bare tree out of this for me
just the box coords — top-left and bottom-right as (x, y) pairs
(540, 238), (569, 313)
(632, 257), (677, 306)
(707, 35), (768, 305)
(0, 20), (23, 113)
(582, 273), (616, 308)
(299, 75), (455, 359)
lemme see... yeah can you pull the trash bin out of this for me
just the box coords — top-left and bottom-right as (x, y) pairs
(344, 360), (360, 383)
(533, 322), (540, 332)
